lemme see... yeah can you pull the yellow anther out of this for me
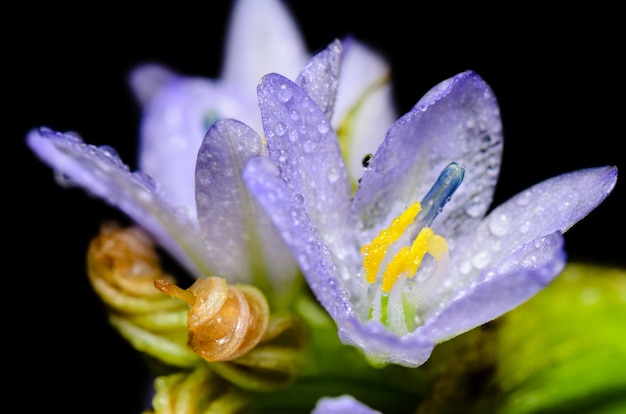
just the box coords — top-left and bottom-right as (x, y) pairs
(427, 234), (448, 260)
(362, 206), (450, 293)
(405, 227), (435, 277)
(361, 202), (421, 284)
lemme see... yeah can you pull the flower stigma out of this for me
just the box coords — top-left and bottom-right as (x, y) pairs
(360, 163), (464, 330)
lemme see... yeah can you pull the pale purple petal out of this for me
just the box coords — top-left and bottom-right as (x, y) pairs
(27, 128), (215, 279)
(195, 119), (298, 296)
(351, 71), (503, 243)
(334, 36), (396, 181)
(453, 166), (618, 282)
(312, 395), (382, 414)
(257, 73), (353, 250)
(243, 156), (355, 321)
(137, 76), (258, 217)
(421, 232), (566, 342)
(221, 0), (308, 96)
(295, 39), (342, 119)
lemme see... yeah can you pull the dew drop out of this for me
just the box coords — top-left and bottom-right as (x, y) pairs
(514, 190), (532, 206)
(133, 171), (157, 191)
(99, 145), (119, 159)
(464, 196), (486, 218)
(293, 193), (304, 205)
(471, 251), (490, 270)
(290, 110), (300, 121)
(274, 122), (286, 136)
(488, 213), (509, 237)
(317, 122), (330, 134)
(327, 167), (340, 183)
(288, 130), (298, 142)
(278, 84), (292, 102)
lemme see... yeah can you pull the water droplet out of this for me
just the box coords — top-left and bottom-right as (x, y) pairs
(288, 130), (298, 142)
(275, 122), (286, 136)
(464, 196), (486, 218)
(317, 122), (330, 134)
(133, 171), (157, 191)
(488, 213), (509, 237)
(514, 190), (532, 206)
(278, 84), (292, 102)
(459, 261), (472, 275)
(293, 193), (304, 205)
(98, 145), (119, 159)
(471, 251), (490, 269)
(290, 110), (299, 121)
(327, 167), (339, 183)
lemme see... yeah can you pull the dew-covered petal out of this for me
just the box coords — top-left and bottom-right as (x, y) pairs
(351, 71), (503, 242)
(312, 395), (382, 414)
(453, 166), (618, 285)
(27, 128), (215, 279)
(195, 119), (298, 296)
(257, 73), (353, 250)
(295, 39), (342, 119)
(334, 36), (396, 181)
(243, 155), (355, 322)
(137, 76), (259, 218)
(221, 0), (308, 96)
(420, 232), (566, 343)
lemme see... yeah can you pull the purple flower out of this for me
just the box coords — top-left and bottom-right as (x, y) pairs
(26, 1), (394, 308)
(242, 69), (618, 366)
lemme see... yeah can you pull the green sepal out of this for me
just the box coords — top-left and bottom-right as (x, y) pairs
(109, 314), (202, 368)
(148, 365), (250, 414)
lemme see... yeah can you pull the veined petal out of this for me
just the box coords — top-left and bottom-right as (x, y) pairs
(195, 119), (299, 299)
(334, 36), (396, 182)
(453, 165), (618, 286)
(136, 75), (259, 217)
(243, 155), (355, 320)
(27, 128), (215, 279)
(295, 39), (342, 119)
(421, 232), (566, 342)
(257, 73), (353, 250)
(221, 0), (308, 96)
(351, 71), (503, 243)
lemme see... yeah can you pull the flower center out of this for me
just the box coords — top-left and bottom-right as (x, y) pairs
(360, 163), (464, 293)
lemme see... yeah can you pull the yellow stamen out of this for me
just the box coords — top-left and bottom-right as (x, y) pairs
(361, 205), (450, 293)
(361, 202), (421, 284)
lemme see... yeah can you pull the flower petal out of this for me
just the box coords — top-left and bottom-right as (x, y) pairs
(136, 75), (258, 217)
(195, 119), (299, 300)
(453, 166), (618, 285)
(257, 73), (353, 249)
(334, 36), (397, 181)
(295, 39), (342, 119)
(27, 128), (215, 279)
(351, 71), (503, 242)
(243, 155), (354, 320)
(221, 0), (308, 96)
(421, 231), (566, 343)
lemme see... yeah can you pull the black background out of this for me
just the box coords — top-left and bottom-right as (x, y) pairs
(9, 1), (624, 412)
